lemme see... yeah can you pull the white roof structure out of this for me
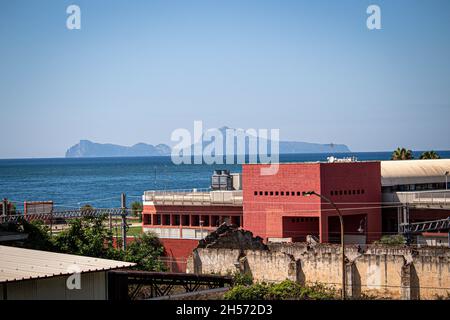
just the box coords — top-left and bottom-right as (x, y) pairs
(0, 245), (135, 283)
(381, 159), (450, 186)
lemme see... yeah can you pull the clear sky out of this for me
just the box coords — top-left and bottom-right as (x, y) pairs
(1, 0), (449, 158)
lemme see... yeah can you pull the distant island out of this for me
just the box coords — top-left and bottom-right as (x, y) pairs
(65, 140), (171, 158)
(65, 138), (350, 158)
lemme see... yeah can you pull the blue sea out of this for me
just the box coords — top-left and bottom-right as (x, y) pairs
(1, 151), (449, 211)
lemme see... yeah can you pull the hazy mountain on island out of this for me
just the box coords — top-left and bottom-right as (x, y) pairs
(66, 133), (350, 158)
(65, 140), (171, 158)
(189, 126), (351, 155)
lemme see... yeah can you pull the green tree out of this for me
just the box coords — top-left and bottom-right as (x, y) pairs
(53, 215), (115, 258)
(0, 219), (55, 251)
(391, 147), (413, 160)
(80, 204), (94, 213)
(131, 201), (143, 222)
(123, 232), (166, 271)
(420, 151), (440, 160)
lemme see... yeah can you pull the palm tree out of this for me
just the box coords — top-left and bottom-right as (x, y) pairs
(391, 147), (413, 160)
(420, 151), (440, 160)
(131, 201), (143, 222)
(80, 204), (94, 213)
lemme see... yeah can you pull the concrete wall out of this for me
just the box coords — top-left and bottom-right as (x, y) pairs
(187, 243), (450, 300)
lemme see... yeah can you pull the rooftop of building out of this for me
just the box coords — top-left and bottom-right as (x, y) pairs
(143, 188), (243, 206)
(0, 245), (135, 283)
(381, 159), (450, 186)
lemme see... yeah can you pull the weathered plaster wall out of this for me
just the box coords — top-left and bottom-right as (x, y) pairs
(187, 243), (450, 300)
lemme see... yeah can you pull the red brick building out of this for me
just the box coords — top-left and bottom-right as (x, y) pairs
(242, 161), (382, 244)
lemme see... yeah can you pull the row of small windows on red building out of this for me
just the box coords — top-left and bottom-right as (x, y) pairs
(330, 189), (365, 196)
(253, 189), (365, 197)
(291, 217), (317, 223)
(254, 189), (364, 197)
(254, 191), (303, 196)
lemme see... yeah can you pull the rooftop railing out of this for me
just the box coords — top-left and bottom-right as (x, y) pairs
(383, 189), (450, 207)
(143, 189), (243, 206)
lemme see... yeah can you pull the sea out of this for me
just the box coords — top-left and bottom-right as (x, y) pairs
(1, 151), (449, 211)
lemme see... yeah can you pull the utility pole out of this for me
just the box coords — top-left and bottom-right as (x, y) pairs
(121, 193), (127, 251)
(303, 191), (346, 300)
(2, 198), (8, 216)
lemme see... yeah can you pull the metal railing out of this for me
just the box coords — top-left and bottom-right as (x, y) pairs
(143, 189), (243, 206)
(0, 208), (126, 224)
(383, 189), (450, 207)
(400, 217), (450, 234)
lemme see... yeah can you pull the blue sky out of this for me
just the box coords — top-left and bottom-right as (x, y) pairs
(1, 0), (449, 158)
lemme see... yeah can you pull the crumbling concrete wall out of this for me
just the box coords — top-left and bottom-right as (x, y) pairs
(186, 227), (449, 299)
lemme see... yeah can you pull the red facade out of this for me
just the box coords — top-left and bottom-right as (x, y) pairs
(142, 204), (243, 271)
(242, 162), (382, 243)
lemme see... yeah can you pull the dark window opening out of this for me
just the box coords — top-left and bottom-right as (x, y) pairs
(191, 215), (200, 226)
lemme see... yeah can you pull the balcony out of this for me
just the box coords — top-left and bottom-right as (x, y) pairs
(143, 188), (243, 206)
(383, 189), (450, 208)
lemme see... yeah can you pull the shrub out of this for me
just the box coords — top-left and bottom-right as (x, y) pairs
(224, 280), (337, 300)
(374, 234), (406, 246)
(231, 272), (253, 286)
(224, 283), (269, 300)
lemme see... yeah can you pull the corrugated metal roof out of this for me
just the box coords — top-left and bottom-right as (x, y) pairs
(0, 245), (135, 283)
(381, 159), (450, 186)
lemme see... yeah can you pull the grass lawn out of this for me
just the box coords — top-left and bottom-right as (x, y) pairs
(126, 226), (144, 237)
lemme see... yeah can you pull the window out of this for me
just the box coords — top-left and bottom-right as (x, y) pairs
(361, 189), (365, 194)
(173, 215), (180, 225)
(357, 190), (360, 195)
(297, 191), (301, 196)
(270, 191), (274, 196)
(281, 191), (284, 196)
(265, 191), (268, 196)
(286, 191), (290, 196)
(202, 216), (210, 226)
(192, 215), (200, 226)
(330, 191), (334, 196)
(275, 191), (279, 196)
(254, 191), (258, 196)
(344, 190), (347, 195)
(352, 190), (356, 195)
(155, 214), (161, 225)
(211, 215), (220, 226)
(182, 215), (190, 226)
(259, 191), (263, 196)
(339, 190), (343, 195)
